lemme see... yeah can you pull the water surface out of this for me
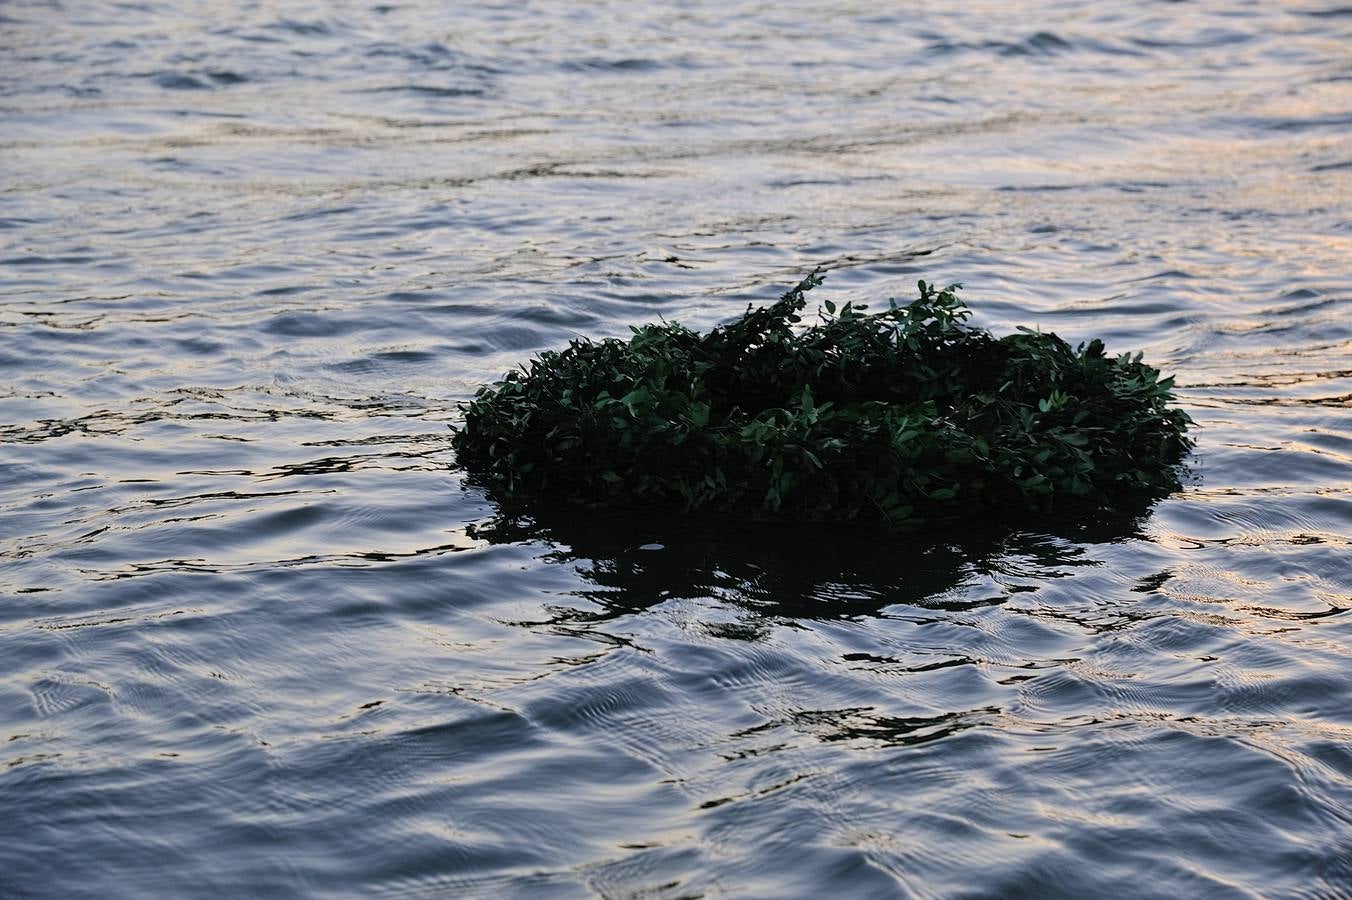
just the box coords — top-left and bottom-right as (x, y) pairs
(2, 0), (1351, 896)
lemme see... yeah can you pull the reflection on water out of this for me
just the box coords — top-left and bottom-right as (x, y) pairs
(466, 502), (1135, 621)
(2, 0), (1351, 895)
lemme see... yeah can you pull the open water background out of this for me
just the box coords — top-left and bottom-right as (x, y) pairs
(3, 1), (1351, 896)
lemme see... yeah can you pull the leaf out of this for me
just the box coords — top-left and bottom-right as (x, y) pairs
(450, 269), (1193, 529)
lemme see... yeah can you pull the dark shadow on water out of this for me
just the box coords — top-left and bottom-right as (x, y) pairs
(464, 491), (1164, 622)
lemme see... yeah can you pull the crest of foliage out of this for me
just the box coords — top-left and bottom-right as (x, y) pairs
(451, 272), (1194, 527)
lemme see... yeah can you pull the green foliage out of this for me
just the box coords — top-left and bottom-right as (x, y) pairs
(451, 271), (1194, 527)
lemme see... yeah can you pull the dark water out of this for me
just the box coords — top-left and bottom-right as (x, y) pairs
(3, 0), (1351, 896)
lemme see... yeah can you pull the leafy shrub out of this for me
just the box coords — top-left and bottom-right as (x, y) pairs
(451, 271), (1194, 527)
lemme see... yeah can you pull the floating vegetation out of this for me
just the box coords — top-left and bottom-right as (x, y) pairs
(452, 271), (1194, 527)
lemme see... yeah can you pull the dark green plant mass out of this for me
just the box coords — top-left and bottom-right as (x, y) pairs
(452, 272), (1194, 527)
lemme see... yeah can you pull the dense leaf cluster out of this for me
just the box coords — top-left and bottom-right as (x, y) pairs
(452, 272), (1193, 527)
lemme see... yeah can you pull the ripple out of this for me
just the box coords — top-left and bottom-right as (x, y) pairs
(2, 0), (1350, 894)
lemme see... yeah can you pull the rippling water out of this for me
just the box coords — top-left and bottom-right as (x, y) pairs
(3, 0), (1351, 896)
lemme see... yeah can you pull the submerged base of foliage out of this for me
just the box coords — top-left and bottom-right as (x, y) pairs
(452, 272), (1194, 527)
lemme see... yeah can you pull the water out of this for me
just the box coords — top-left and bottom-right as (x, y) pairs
(2, 0), (1350, 895)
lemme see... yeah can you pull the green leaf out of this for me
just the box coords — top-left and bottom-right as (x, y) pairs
(450, 269), (1193, 529)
